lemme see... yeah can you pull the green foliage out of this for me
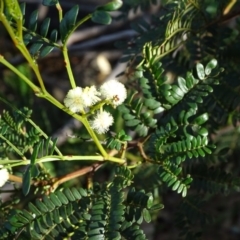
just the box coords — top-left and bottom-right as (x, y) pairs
(106, 129), (132, 151)
(22, 138), (57, 195)
(0, 166), (157, 240)
(97, 0), (123, 11)
(21, 3), (59, 57)
(42, 0), (59, 7)
(92, 0), (123, 25)
(118, 88), (160, 136)
(4, 0), (123, 58)
(60, 5), (79, 43)
(1, 0), (240, 239)
(3, 0), (23, 22)
(0, 107), (40, 157)
(91, 10), (112, 25)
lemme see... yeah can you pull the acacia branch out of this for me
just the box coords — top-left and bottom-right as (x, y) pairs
(51, 163), (103, 191)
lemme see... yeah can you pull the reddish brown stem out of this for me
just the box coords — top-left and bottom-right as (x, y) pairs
(51, 163), (103, 191)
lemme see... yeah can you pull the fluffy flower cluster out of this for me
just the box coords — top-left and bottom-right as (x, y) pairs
(64, 86), (101, 113)
(0, 165), (9, 187)
(90, 111), (114, 134)
(64, 80), (127, 134)
(64, 80), (127, 113)
(100, 79), (127, 107)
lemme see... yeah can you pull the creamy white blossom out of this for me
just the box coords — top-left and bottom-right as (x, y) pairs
(0, 165), (9, 187)
(64, 87), (84, 113)
(81, 86), (101, 107)
(90, 111), (114, 134)
(100, 79), (127, 106)
(64, 86), (101, 113)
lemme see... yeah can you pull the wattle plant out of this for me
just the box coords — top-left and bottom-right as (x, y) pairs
(1, 0), (240, 239)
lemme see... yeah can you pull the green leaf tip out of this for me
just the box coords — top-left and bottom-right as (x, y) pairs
(91, 11), (112, 25)
(97, 0), (123, 11)
(196, 63), (205, 80)
(60, 5), (79, 43)
(42, 0), (59, 6)
(22, 166), (31, 196)
(205, 59), (218, 75)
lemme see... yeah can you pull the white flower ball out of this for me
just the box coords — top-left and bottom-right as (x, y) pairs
(81, 86), (101, 107)
(0, 166), (9, 187)
(100, 79), (127, 107)
(90, 111), (114, 134)
(64, 86), (101, 113)
(64, 87), (84, 113)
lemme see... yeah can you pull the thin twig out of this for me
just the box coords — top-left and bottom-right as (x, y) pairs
(51, 163), (103, 191)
